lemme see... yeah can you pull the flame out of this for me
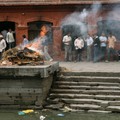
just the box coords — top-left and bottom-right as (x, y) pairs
(40, 25), (48, 34)
(25, 25), (47, 53)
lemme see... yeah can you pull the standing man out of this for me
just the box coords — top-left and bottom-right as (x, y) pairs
(93, 34), (100, 62)
(63, 33), (72, 62)
(6, 29), (15, 49)
(74, 36), (84, 62)
(99, 33), (107, 61)
(107, 33), (116, 61)
(0, 35), (6, 60)
(85, 34), (93, 61)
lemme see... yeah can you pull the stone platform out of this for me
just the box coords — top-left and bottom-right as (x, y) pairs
(59, 61), (120, 73)
(0, 61), (59, 109)
(0, 61), (59, 78)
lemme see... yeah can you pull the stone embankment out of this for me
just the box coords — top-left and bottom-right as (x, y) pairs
(45, 71), (120, 113)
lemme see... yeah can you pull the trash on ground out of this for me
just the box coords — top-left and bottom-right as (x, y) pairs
(57, 113), (64, 117)
(40, 115), (46, 120)
(62, 106), (73, 112)
(22, 109), (34, 114)
(18, 109), (34, 115)
(18, 111), (25, 115)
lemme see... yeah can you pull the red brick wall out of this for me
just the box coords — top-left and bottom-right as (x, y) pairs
(0, 5), (120, 60)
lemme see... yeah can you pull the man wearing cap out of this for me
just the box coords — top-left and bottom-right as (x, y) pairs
(0, 35), (6, 60)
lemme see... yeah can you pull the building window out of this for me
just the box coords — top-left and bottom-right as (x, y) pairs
(28, 21), (53, 43)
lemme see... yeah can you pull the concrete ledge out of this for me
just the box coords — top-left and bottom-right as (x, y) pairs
(0, 61), (59, 78)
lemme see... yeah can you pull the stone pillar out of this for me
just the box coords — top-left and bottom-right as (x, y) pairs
(16, 24), (28, 45)
(52, 26), (63, 60)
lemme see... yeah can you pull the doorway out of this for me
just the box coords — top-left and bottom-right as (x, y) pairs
(0, 21), (16, 49)
(28, 21), (53, 42)
(0, 21), (15, 32)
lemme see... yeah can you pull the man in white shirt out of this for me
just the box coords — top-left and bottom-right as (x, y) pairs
(63, 33), (72, 61)
(99, 33), (107, 61)
(85, 35), (93, 61)
(0, 35), (6, 60)
(74, 36), (84, 62)
(6, 29), (15, 49)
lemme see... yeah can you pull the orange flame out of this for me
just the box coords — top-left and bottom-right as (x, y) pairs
(25, 25), (47, 51)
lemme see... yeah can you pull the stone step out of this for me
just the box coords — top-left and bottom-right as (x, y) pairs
(47, 98), (104, 105)
(108, 101), (120, 106)
(49, 98), (120, 107)
(106, 106), (120, 112)
(58, 76), (120, 83)
(49, 93), (120, 101)
(49, 93), (94, 99)
(61, 72), (120, 77)
(45, 72), (120, 113)
(47, 97), (120, 107)
(51, 89), (120, 95)
(46, 98), (120, 112)
(54, 85), (120, 90)
(54, 81), (120, 86)
(69, 104), (102, 110)
(88, 110), (111, 113)
(95, 95), (120, 101)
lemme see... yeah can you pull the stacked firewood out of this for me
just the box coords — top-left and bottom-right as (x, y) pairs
(0, 47), (44, 66)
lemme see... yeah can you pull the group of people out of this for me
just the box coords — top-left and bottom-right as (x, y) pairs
(0, 29), (15, 60)
(62, 32), (117, 62)
(0, 28), (117, 62)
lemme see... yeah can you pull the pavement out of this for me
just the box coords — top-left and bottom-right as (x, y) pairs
(59, 61), (120, 73)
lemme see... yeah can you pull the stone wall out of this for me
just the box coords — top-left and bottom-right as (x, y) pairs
(0, 75), (54, 109)
(0, 62), (59, 109)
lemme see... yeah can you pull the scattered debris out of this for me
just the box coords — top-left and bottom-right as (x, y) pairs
(57, 113), (64, 117)
(18, 109), (34, 115)
(62, 106), (73, 112)
(40, 115), (46, 120)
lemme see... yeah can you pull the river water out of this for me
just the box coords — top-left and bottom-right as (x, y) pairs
(1, 109), (120, 120)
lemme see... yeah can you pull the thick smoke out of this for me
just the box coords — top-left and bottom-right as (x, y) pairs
(104, 5), (120, 39)
(61, 9), (88, 38)
(61, 2), (102, 38)
(90, 2), (102, 15)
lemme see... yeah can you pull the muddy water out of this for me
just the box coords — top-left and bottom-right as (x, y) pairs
(0, 109), (120, 120)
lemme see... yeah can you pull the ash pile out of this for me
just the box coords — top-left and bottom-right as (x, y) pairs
(0, 47), (44, 66)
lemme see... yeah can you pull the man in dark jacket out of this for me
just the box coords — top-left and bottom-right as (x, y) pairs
(93, 34), (100, 62)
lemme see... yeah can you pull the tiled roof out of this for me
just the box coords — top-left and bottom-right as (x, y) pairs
(0, 0), (119, 6)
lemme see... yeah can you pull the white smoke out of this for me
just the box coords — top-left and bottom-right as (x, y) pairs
(60, 2), (102, 37)
(106, 5), (120, 20)
(104, 5), (120, 38)
(60, 9), (88, 38)
(61, 9), (88, 26)
(91, 2), (102, 14)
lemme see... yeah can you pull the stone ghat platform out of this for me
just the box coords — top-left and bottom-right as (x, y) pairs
(0, 61), (59, 78)
(0, 61), (59, 109)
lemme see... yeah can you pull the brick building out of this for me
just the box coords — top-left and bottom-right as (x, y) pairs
(0, 0), (120, 60)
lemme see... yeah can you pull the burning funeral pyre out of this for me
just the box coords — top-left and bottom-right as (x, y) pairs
(0, 25), (53, 66)
(0, 47), (44, 66)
